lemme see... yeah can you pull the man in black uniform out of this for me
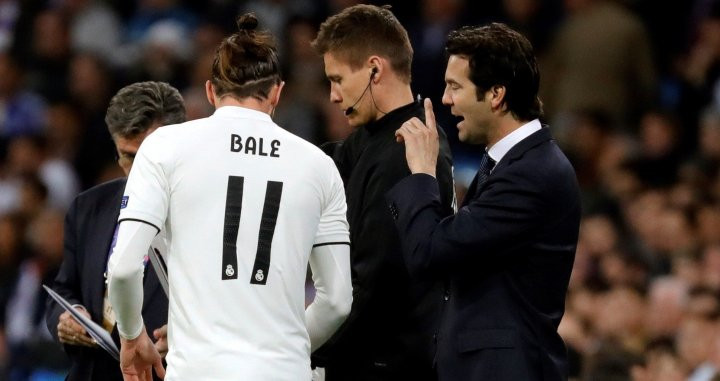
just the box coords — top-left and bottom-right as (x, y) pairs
(311, 5), (455, 380)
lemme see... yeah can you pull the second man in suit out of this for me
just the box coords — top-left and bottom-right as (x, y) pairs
(45, 81), (185, 381)
(390, 23), (581, 380)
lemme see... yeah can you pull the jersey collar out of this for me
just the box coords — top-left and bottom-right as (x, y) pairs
(212, 106), (273, 122)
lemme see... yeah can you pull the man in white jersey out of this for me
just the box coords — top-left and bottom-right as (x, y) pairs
(107, 13), (352, 381)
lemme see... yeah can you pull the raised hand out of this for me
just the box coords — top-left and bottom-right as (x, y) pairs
(395, 98), (439, 177)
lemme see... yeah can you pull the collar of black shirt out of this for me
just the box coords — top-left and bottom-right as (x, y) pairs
(363, 100), (421, 133)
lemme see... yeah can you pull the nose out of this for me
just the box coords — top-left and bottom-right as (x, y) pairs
(330, 84), (342, 103)
(441, 86), (452, 106)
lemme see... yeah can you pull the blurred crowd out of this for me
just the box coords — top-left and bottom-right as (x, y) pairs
(0, 0), (720, 380)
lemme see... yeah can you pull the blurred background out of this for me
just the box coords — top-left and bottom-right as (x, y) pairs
(0, 0), (719, 380)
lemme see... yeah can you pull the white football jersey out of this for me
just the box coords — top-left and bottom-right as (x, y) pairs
(119, 106), (349, 380)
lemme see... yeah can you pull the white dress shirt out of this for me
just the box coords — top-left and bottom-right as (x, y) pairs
(487, 119), (542, 171)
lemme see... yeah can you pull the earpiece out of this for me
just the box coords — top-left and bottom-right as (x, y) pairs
(345, 68), (379, 116)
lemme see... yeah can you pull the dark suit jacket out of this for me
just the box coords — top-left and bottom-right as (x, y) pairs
(45, 178), (168, 381)
(386, 128), (581, 381)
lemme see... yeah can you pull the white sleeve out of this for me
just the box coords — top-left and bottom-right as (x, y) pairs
(306, 158), (352, 350)
(313, 159), (350, 246)
(107, 220), (157, 339)
(118, 132), (171, 229)
(305, 243), (352, 351)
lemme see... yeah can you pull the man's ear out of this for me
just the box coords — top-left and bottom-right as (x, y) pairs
(270, 81), (285, 107)
(490, 85), (506, 111)
(367, 56), (383, 84)
(205, 80), (216, 107)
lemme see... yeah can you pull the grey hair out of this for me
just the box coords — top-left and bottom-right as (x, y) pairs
(105, 81), (186, 137)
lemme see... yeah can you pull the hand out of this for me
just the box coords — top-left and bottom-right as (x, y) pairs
(395, 98), (439, 177)
(153, 325), (168, 358)
(119, 329), (166, 381)
(57, 307), (96, 347)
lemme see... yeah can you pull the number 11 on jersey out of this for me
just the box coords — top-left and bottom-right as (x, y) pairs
(221, 175), (283, 285)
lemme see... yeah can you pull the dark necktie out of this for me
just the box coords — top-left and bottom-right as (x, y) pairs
(463, 153), (496, 204)
(476, 152), (496, 190)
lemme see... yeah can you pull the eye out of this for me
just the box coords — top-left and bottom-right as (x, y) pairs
(446, 83), (459, 91)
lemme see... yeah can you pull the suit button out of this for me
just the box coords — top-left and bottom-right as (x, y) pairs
(389, 203), (399, 220)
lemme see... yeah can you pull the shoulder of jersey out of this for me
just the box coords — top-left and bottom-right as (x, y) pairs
(272, 123), (335, 164)
(146, 119), (205, 141)
(158, 119), (204, 133)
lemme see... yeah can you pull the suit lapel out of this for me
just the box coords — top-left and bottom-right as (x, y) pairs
(466, 128), (553, 202)
(89, 182), (125, 319)
(461, 172), (480, 207)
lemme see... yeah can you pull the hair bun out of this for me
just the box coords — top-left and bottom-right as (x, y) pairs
(237, 13), (259, 32)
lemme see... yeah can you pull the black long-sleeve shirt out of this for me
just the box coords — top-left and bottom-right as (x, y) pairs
(314, 100), (455, 380)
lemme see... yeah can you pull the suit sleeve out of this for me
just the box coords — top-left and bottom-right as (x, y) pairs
(45, 197), (83, 350)
(386, 171), (546, 279)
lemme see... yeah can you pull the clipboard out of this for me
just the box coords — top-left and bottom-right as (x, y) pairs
(43, 285), (120, 361)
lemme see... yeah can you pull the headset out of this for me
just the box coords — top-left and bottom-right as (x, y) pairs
(344, 67), (378, 116)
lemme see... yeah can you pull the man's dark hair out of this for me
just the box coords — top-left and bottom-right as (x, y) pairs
(211, 13), (282, 101)
(446, 22), (543, 121)
(311, 4), (413, 83)
(105, 81), (186, 138)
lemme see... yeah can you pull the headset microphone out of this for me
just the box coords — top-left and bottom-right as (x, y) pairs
(344, 68), (377, 116)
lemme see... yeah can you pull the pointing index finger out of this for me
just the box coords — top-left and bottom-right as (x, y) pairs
(424, 98), (436, 131)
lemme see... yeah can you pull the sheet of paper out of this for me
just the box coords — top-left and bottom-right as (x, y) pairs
(44, 285), (120, 361)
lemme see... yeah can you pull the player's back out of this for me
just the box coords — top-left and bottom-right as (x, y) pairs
(125, 106), (346, 380)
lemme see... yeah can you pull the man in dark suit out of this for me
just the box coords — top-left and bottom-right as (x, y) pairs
(45, 81), (186, 381)
(389, 23), (581, 381)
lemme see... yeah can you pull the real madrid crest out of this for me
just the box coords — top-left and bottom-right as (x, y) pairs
(255, 269), (264, 282)
(225, 264), (235, 277)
